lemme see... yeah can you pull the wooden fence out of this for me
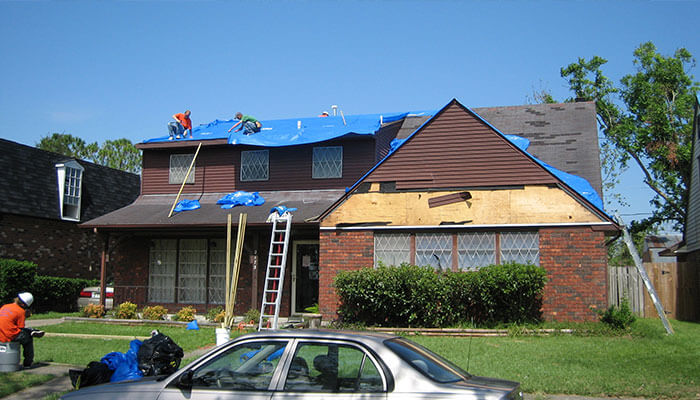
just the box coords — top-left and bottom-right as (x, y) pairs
(608, 265), (644, 314)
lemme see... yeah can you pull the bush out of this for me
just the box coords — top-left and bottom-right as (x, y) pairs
(598, 298), (636, 330)
(244, 308), (260, 324)
(174, 306), (196, 322)
(115, 302), (138, 319)
(142, 305), (168, 321)
(31, 276), (97, 313)
(0, 259), (37, 305)
(335, 262), (547, 327)
(81, 304), (105, 318)
(206, 306), (225, 323)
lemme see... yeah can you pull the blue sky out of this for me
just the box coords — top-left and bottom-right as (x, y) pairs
(2, 0), (698, 230)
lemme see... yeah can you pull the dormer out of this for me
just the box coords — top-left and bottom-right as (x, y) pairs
(55, 160), (84, 221)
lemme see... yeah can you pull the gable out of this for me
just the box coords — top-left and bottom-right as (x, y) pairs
(364, 100), (558, 189)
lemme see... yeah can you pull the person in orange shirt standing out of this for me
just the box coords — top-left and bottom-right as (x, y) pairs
(0, 292), (44, 368)
(168, 110), (193, 140)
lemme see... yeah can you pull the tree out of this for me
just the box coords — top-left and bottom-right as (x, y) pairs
(560, 42), (698, 232)
(36, 133), (142, 174)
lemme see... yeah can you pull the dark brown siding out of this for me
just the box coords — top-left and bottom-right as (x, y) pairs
(141, 138), (377, 195)
(374, 121), (402, 162)
(365, 101), (558, 189)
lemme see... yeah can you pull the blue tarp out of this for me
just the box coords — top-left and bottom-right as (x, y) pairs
(174, 199), (201, 212)
(143, 112), (431, 147)
(102, 339), (144, 382)
(217, 191), (265, 209)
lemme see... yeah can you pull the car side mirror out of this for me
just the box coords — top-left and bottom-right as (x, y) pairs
(176, 370), (194, 389)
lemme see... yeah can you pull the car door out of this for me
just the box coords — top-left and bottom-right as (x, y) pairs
(272, 340), (388, 400)
(158, 339), (290, 400)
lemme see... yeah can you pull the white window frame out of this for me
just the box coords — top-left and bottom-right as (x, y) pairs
(169, 154), (195, 184)
(374, 233), (411, 267)
(415, 233), (453, 271)
(55, 160), (84, 221)
(241, 150), (269, 182)
(312, 146), (343, 179)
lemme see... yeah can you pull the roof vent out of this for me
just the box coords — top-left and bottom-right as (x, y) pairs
(331, 105), (338, 116)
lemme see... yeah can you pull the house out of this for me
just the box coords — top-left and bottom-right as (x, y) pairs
(82, 99), (618, 322)
(643, 234), (683, 263)
(0, 138), (140, 279)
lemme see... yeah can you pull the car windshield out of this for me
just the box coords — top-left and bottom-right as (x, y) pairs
(385, 338), (471, 384)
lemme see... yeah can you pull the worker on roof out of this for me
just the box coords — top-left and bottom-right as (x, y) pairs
(319, 111), (329, 117)
(168, 110), (193, 140)
(228, 112), (261, 135)
(0, 292), (45, 369)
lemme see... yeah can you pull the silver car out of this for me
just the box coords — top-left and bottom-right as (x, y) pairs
(77, 286), (114, 310)
(61, 329), (522, 400)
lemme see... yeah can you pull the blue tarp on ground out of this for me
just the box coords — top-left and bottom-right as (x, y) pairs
(143, 112), (430, 147)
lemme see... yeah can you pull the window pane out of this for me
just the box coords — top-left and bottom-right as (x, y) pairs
(415, 233), (452, 270)
(241, 150), (269, 181)
(208, 239), (226, 304)
(63, 167), (82, 206)
(500, 231), (539, 265)
(457, 232), (495, 270)
(178, 239), (207, 303)
(374, 233), (410, 267)
(169, 154), (195, 184)
(192, 340), (288, 391)
(312, 146), (342, 178)
(149, 239), (177, 302)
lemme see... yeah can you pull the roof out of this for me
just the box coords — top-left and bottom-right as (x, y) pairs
(0, 139), (141, 222)
(80, 189), (346, 230)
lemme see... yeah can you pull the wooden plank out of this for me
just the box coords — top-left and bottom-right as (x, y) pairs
(428, 191), (472, 208)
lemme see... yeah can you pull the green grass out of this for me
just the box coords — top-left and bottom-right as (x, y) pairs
(411, 318), (700, 399)
(28, 311), (80, 320)
(0, 372), (55, 397)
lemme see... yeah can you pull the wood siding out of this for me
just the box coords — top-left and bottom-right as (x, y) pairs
(365, 101), (558, 189)
(141, 138), (378, 195)
(686, 103), (700, 251)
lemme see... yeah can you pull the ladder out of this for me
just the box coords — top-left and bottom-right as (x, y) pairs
(259, 211), (293, 330)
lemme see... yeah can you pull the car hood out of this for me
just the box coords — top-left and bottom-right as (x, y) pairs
(61, 376), (166, 399)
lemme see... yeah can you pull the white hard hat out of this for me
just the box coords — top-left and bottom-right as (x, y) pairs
(18, 292), (33, 307)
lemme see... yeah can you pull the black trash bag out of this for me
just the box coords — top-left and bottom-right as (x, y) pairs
(69, 361), (114, 389)
(137, 330), (184, 376)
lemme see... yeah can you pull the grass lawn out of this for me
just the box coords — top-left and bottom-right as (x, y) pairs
(0, 373), (55, 398)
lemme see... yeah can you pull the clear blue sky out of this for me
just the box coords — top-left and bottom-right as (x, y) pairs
(2, 0), (698, 230)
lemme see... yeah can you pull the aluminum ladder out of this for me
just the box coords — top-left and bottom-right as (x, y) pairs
(258, 211), (293, 330)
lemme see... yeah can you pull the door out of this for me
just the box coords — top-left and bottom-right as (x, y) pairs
(291, 241), (319, 315)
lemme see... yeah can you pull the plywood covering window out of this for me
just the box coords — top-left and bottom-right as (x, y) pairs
(169, 154), (195, 184)
(374, 231), (539, 270)
(313, 146), (343, 178)
(148, 238), (228, 305)
(241, 150), (269, 181)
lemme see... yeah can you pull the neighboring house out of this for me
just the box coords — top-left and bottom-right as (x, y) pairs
(643, 235), (683, 263)
(0, 139), (141, 278)
(677, 95), (700, 265)
(82, 99), (617, 322)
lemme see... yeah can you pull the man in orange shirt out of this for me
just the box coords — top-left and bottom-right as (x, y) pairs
(168, 110), (193, 140)
(0, 292), (44, 368)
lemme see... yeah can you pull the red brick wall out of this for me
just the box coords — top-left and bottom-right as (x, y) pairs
(0, 213), (109, 279)
(111, 236), (149, 306)
(539, 227), (608, 321)
(319, 230), (374, 319)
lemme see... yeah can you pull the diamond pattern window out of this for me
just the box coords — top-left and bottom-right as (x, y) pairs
(416, 233), (452, 270)
(500, 232), (539, 265)
(458, 232), (496, 270)
(178, 239), (208, 304)
(374, 233), (410, 267)
(148, 239), (177, 303)
(241, 150), (269, 181)
(169, 154), (195, 184)
(313, 146), (343, 179)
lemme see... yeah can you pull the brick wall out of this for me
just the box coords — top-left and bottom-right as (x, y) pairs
(319, 230), (374, 319)
(0, 213), (108, 278)
(539, 227), (608, 321)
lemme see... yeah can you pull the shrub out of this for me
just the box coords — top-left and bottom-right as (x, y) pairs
(598, 298), (636, 330)
(244, 308), (260, 324)
(174, 306), (196, 322)
(304, 303), (320, 314)
(115, 302), (138, 319)
(206, 306), (225, 323)
(0, 259), (37, 305)
(31, 275), (97, 313)
(81, 304), (105, 318)
(142, 305), (168, 321)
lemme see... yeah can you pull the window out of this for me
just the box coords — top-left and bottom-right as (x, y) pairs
(313, 146), (342, 179)
(284, 342), (384, 393)
(385, 337), (469, 383)
(191, 340), (288, 391)
(500, 232), (539, 265)
(374, 233), (410, 267)
(55, 160), (84, 221)
(149, 239), (177, 302)
(208, 239), (226, 304)
(458, 232), (496, 270)
(178, 239), (207, 304)
(241, 150), (269, 181)
(169, 154), (195, 184)
(416, 233), (452, 271)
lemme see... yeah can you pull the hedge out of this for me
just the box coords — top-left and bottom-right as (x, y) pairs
(0, 259), (37, 304)
(335, 262), (547, 327)
(31, 276), (98, 313)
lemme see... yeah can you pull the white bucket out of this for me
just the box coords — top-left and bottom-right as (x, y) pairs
(0, 342), (20, 372)
(215, 328), (230, 346)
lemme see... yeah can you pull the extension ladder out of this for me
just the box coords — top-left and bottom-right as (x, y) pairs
(258, 211), (293, 330)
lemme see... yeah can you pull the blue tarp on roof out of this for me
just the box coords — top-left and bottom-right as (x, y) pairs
(143, 112), (427, 147)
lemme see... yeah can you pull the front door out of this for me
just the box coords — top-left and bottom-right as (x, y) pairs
(291, 241), (319, 315)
